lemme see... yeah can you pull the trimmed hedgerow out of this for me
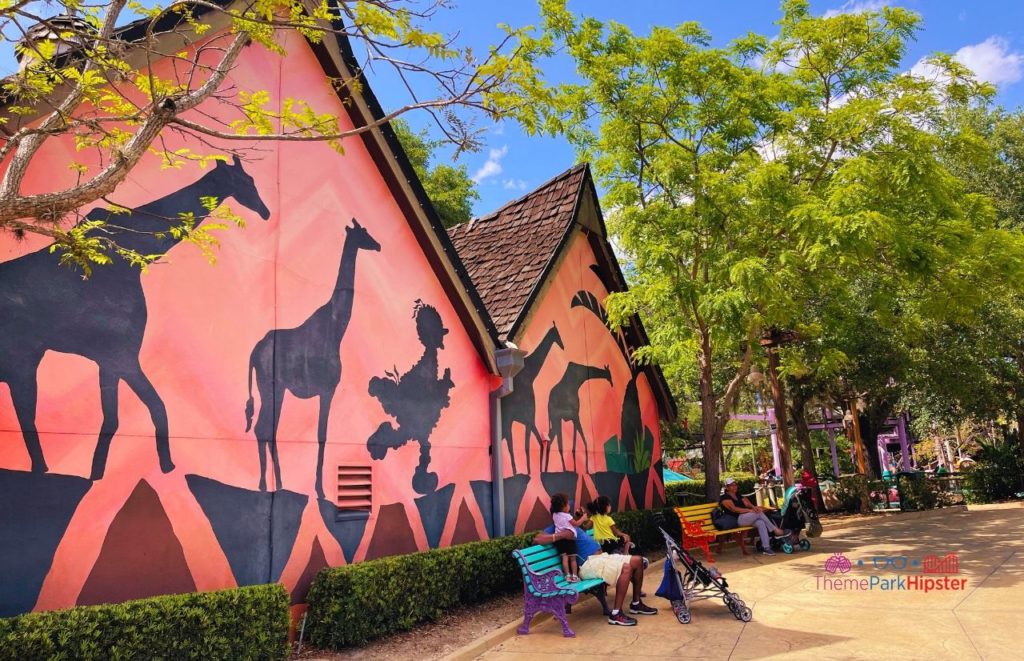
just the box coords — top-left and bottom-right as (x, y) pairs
(0, 584), (289, 661)
(613, 506), (681, 553)
(665, 473), (758, 506)
(307, 531), (535, 648)
(307, 506), (684, 649)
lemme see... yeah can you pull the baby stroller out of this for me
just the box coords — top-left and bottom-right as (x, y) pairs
(757, 484), (822, 554)
(655, 527), (752, 623)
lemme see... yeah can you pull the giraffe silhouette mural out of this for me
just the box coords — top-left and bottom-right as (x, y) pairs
(0, 155), (270, 480)
(571, 287), (657, 485)
(501, 322), (564, 475)
(367, 301), (455, 495)
(543, 363), (613, 473)
(245, 218), (380, 499)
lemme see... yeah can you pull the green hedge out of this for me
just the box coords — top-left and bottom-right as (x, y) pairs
(665, 472), (758, 506)
(0, 584), (289, 661)
(962, 443), (1024, 503)
(307, 532), (535, 648)
(307, 505), (683, 649)
(613, 506), (681, 552)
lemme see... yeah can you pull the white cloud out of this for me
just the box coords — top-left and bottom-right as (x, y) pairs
(824, 0), (890, 18)
(953, 36), (1023, 86)
(472, 145), (508, 183)
(911, 36), (1023, 87)
(502, 178), (528, 191)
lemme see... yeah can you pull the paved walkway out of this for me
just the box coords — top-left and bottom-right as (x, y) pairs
(475, 504), (1024, 660)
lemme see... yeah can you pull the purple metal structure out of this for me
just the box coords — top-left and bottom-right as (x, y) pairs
(732, 405), (847, 477)
(728, 407), (917, 478)
(877, 413), (915, 473)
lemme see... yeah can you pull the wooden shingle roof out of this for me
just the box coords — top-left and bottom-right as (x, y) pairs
(447, 164), (587, 340)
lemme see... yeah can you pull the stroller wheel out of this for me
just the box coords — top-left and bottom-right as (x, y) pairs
(739, 606), (753, 622)
(781, 541), (794, 554)
(799, 539), (811, 551)
(677, 608), (691, 624)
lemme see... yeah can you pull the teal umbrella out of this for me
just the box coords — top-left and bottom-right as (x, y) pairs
(663, 467), (692, 484)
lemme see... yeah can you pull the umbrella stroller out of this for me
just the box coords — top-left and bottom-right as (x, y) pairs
(655, 527), (752, 623)
(758, 484), (822, 554)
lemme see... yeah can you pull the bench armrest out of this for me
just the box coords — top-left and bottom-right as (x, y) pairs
(524, 568), (573, 597)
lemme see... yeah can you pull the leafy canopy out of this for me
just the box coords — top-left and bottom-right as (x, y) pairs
(523, 0), (1024, 493)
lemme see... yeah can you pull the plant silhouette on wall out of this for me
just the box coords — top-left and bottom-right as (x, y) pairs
(0, 156), (270, 480)
(245, 218), (380, 498)
(500, 322), (564, 475)
(543, 362), (612, 473)
(367, 301), (455, 495)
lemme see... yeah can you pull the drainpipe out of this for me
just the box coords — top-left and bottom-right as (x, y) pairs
(491, 343), (525, 538)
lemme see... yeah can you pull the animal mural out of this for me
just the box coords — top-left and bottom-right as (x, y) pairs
(571, 287), (656, 482)
(0, 155), (270, 480)
(245, 218), (381, 498)
(501, 322), (564, 475)
(2, 29), (519, 618)
(543, 363), (613, 474)
(366, 301), (455, 495)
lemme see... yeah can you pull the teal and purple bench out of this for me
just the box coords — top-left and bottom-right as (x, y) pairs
(512, 529), (611, 637)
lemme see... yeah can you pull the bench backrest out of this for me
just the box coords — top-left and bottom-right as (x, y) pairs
(513, 529), (597, 575)
(675, 503), (720, 536)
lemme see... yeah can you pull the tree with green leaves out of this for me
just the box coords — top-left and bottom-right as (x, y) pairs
(391, 119), (478, 228)
(908, 107), (1024, 462)
(528, 0), (1022, 499)
(1, 0), (539, 267)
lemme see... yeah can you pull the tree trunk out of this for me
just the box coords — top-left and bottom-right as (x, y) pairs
(858, 412), (881, 479)
(953, 424), (966, 462)
(766, 347), (794, 486)
(697, 328), (751, 502)
(790, 393), (824, 512)
(699, 327), (723, 502)
(1017, 411), (1024, 464)
(934, 437), (947, 469)
(700, 367), (722, 502)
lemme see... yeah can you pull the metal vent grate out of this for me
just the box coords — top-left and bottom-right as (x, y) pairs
(336, 465), (372, 513)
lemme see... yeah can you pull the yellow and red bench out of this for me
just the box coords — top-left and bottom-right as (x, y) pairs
(674, 504), (753, 562)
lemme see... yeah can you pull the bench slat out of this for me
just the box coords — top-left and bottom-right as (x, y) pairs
(530, 556), (564, 572)
(520, 546), (559, 559)
(554, 577), (604, 592)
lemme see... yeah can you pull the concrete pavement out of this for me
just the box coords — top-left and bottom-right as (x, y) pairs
(471, 504), (1024, 660)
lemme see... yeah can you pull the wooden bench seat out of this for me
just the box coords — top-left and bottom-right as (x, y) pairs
(674, 503), (754, 561)
(512, 529), (610, 638)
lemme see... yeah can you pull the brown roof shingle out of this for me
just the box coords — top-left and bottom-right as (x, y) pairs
(447, 164), (587, 339)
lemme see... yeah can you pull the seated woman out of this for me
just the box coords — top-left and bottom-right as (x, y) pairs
(718, 477), (787, 556)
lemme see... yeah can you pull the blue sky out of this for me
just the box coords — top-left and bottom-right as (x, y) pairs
(366, 0), (1024, 217)
(4, 1), (1024, 217)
